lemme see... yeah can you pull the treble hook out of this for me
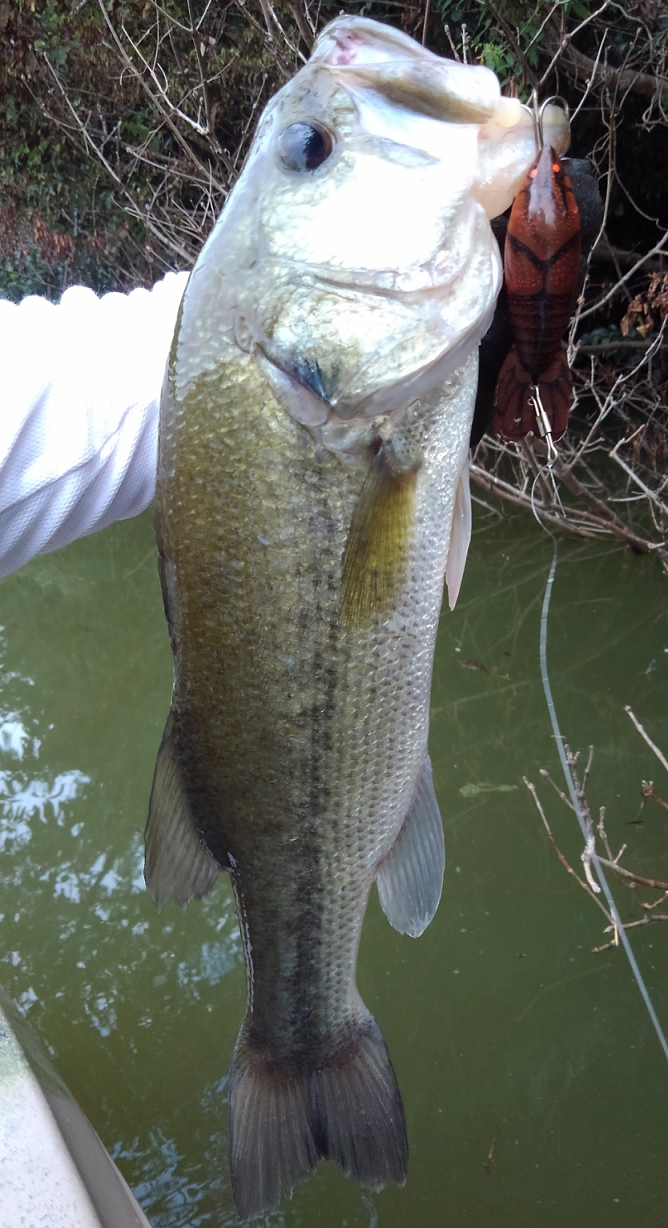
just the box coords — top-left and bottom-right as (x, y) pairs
(528, 383), (566, 514)
(528, 90), (571, 153)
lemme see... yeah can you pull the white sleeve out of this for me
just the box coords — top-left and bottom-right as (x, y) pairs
(0, 271), (189, 579)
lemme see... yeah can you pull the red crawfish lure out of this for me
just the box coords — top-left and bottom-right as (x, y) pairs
(493, 113), (582, 447)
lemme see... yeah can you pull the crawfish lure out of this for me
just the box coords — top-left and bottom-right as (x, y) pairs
(493, 141), (581, 444)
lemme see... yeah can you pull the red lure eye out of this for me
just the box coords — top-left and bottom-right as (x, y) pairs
(529, 168), (537, 178)
(552, 162), (561, 173)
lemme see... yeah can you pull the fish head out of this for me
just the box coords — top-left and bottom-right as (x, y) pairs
(179, 17), (569, 450)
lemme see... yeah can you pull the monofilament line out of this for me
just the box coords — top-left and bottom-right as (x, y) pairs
(539, 535), (668, 1063)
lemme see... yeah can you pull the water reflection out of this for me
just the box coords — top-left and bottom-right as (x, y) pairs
(115, 1118), (288, 1228)
(0, 694), (90, 864)
(0, 510), (665, 1227)
(176, 937), (243, 999)
(114, 1128), (228, 1228)
(0, 714), (34, 758)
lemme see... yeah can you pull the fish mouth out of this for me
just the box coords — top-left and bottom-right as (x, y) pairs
(254, 247), (499, 426)
(257, 304), (493, 428)
(309, 269), (464, 302)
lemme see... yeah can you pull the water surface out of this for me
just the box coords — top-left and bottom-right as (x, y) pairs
(0, 504), (666, 1227)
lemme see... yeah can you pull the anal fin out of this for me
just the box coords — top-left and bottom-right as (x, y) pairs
(376, 754), (445, 937)
(144, 710), (221, 910)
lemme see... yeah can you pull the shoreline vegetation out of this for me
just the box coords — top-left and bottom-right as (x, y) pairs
(2, 0), (667, 560)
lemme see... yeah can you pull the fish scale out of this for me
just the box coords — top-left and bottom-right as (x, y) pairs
(154, 343), (474, 1206)
(143, 13), (569, 1220)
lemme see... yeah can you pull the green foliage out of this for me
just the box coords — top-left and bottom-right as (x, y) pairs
(1, 0), (666, 300)
(433, 1), (597, 89)
(0, 0), (288, 298)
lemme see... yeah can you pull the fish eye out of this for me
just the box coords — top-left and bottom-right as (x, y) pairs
(278, 122), (334, 172)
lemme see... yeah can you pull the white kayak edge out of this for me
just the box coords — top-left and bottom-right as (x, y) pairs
(0, 983), (152, 1228)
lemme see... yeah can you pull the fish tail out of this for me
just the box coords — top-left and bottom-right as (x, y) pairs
(229, 1015), (408, 1220)
(492, 346), (572, 443)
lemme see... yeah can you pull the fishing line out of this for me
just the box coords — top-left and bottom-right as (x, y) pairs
(530, 466), (668, 1063)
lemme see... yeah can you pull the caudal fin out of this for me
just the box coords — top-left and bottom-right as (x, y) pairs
(229, 1015), (408, 1220)
(492, 346), (572, 442)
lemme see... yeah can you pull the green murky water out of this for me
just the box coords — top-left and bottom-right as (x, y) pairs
(0, 504), (666, 1227)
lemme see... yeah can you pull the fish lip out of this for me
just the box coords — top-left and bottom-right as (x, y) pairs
(262, 256), (470, 303)
(290, 234), (475, 299)
(309, 270), (461, 303)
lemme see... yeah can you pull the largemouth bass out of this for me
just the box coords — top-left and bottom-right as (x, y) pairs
(145, 16), (568, 1219)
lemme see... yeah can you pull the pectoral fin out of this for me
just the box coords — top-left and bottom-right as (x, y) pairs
(376, 755), (445, 937)
(144, 711), (221, 909)
(340, 442), (419, 626)
(445, 457), (472, 611)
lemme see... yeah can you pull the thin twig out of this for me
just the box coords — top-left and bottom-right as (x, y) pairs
(625, 708), (668, 776)
(421, 0), (431, 47)
(539, 1), (612, 89)
(597, 858), (668, 892)
(609, 444), (668, 521)
(642, 783), (668, 814)
(594, 914), (668, 952)
(597, 806), (614, 861)
(470, 462), (665, 557)
(523, 778), (613, 923)
(565, 744), (601, 894)
(578, 233), (668, 321)
(539, 769), (576, 812)
(543, 26), (668, 101)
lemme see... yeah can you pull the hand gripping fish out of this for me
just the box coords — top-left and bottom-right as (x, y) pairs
(144, 17), (568, 1219)
(492, 141), (582, 443)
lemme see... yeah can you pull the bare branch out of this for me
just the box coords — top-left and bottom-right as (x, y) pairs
(539, 1), (613, 89)
(523, 777), (613, 922)
(625, 708), (668, 776)
(578, 235), (668, 321)
(597, 858), (668, 892)
(543, 26), (668, 101)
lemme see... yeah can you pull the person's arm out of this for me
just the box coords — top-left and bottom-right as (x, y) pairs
(0, 271), (188, 579)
